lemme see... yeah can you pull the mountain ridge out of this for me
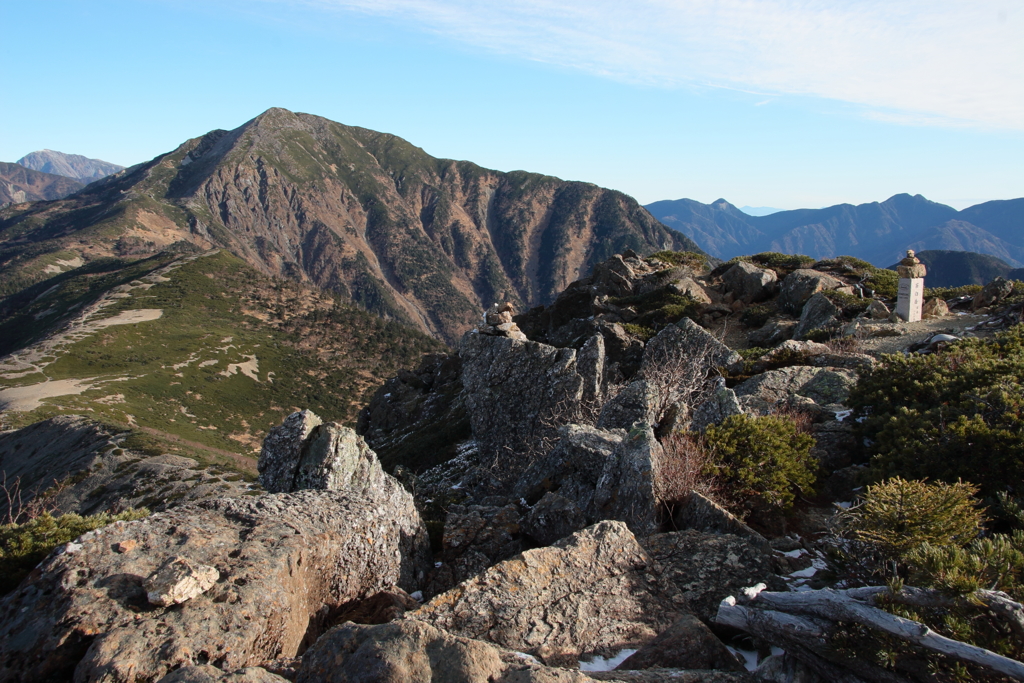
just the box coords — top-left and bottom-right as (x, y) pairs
(647, 193), (1023, 267)
(0, 163), (84, 206)
(16, 150), (124, 182)
(0, 108), (699, 342)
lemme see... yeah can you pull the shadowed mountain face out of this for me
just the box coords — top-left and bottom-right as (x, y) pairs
(16, 150), (124, 182)
(0, 162), (84, 205)
(0, 108), (696, 342)
(647, 194), (1024, 267)
(889, 250), (1024, 288)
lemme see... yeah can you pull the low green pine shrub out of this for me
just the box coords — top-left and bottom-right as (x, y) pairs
(703, 414), (816, 515)
(609, 288), (702, 329)
(732, 252), (815, 278)
(740, 303), (775, 329)
(848, 325), (1024, 498)
(649, 250), (708, 271)
(0, 508), (149, 595)
(923, 284), (983, 300)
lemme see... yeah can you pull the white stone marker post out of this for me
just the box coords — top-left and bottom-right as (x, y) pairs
(895, 249), (926, 322)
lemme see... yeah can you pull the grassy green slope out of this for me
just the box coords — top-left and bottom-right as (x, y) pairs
(0, 250), (445, 468)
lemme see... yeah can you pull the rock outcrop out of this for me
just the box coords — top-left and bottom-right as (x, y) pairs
(719, 262), (777, 304)
(259, 411), (411, 511)
(414, 521), (686, 663)
(733, 365), (857, 409)
(0, 490), (431, 683)
(778, 269), (843, 315)
(460, 332), (591, 477)
(792, 293), (840, 340)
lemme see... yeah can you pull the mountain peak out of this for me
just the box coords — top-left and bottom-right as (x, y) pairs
(16, 149), (124, 182)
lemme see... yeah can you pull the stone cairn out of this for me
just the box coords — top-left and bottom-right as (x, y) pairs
(895, 249), (927, 322)
(479, 302), (527, 340)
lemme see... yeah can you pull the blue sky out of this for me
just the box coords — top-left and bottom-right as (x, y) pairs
(2, 0), (1021, 210)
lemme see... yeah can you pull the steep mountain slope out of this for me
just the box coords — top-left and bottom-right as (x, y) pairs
(0, 250), (444, 463)
(0, 162), (84, 205)
(646, 194), (1024, 267)
(16, 150), (124, 182)
(0, 108), (697, 342)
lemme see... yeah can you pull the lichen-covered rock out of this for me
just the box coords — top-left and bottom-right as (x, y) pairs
(414, 521), (685, 661)
(865, 299), (890, 319)
(514, 424), (623, 514)
(720, 262), (777, 304)
(658, 318), (742, 370)
(778, 269), (843, 315)
(297, 620), (596, 683)
(523, 492), (587, 546)
(615, 614), (743, 671)
(644, 530), (785, 622)
(689, 387), (743, 433)
(158, 666), (289, 683)
(0, 490), (431, 683)
(732, 366), (857, 407)
(295, 423), (410, 510)
(593, 425), (664, 537)
(145, 556), (220, 606)
(747, 318), (795, 347)
(460, 332), (592, 478)
(792, 293), (840, 340)
(597, 379), (658, 431)
(258, 409), (322, 492)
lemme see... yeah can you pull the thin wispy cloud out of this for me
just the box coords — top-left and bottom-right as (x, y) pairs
(288, 0), (1023, 130)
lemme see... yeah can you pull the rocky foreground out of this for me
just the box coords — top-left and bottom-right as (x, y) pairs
(3, 250), (1022, 682)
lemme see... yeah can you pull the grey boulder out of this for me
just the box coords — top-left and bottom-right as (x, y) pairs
(778, 269), (843, 315)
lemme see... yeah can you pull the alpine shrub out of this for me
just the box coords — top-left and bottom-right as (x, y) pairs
(703, 414), (816, 515)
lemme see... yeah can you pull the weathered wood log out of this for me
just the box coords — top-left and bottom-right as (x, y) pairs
(722, 587), (1024, 681)
(717, 597), (904, 683)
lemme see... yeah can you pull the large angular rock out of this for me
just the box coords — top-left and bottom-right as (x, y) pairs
(720, 262), (777, 304)
(515, 424), (623, 514)
(593, 425), (664, 537)
(258, 409), (323, 492)
(644, 530), (785, 622)
(792, 293), (840, 340)
(973, 276), (1014, 310)
(597, 379), (658, 431)
(747, 319), (795, 347)
(733, 366), (857, 407)
(523, 492), (587, 546)
(460, 332), (591, 478)
(689, 387), (743, 433)
(297, 620), (596, 683)
(414, 521), (685, 662)
(670, 492), (768, 551)
(0, 490), (431, 683)
(778, 269), (843, 315)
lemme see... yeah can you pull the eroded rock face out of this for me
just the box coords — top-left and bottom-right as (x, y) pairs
(644, 530), (784, 622)
(297, 620), (596, 683)
(720, 262), (777, 304)
(258, 409), (323, 492)
(425, 503), (524, 597)
(778, 270), (843, 315)
(792, 293), (840, 340)
(689, 387), (743, 433)
(459, 332), (590, 478)
(0, 490), (431, 683)
(593, 425), (664, 537)
(414, 521), (685, 662)
(523, 492), (587, 546)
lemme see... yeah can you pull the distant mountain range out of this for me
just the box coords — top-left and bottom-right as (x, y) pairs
(893, 250), (1024, 288)
(0, 108), (697, 342)
(646, 194), (1024, 267)
(0, 162), (85, 205)
(16, 150), (123, 182)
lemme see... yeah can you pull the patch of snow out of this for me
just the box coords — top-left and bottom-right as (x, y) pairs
(837, 501), (853, 509)
(409, 591), (423, 602)
(578, 649), (637, 672)
(782, 549), (806, 558)
(726, 645), (759, 671)
(514, 652), (540, 664)
(834, 409), (853, 422)
(434, 561), (443, 568)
